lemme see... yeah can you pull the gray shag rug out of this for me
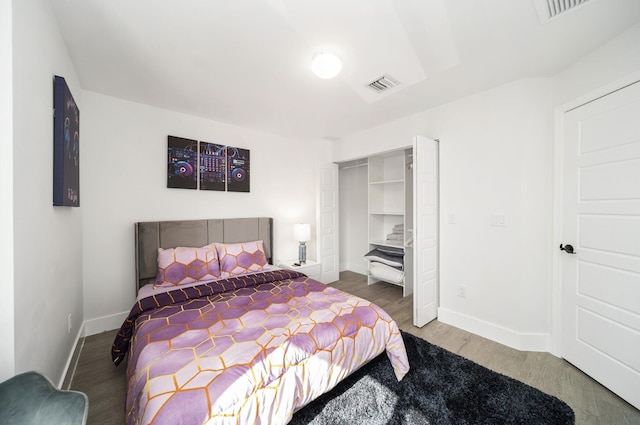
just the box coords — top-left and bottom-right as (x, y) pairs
(290, 331), (574, 425)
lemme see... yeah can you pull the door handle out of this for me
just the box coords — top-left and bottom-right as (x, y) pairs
(560, 244), (576, 254)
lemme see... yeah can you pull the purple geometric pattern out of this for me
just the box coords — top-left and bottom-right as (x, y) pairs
(215, 240), (267, 278)
(115, 271), (409, 425)
(154, 243), (220, 288)
(113, 270), (305, 365)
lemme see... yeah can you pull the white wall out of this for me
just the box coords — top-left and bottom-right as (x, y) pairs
(338, 164), (368, 274)
(333, 79), (555, 350)
(332, 22), (640, 352)
(0, 0), (15, 382)
(11, 0), (84, 383)
(80, 91), (329, 333)
(553, 22), (640, 107)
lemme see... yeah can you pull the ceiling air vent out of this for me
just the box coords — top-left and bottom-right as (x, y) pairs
(533, 0), (595, 23)
(367, 74), (400, 93)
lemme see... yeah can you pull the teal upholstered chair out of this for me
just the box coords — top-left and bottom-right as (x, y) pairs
(0, 371), (88, 425)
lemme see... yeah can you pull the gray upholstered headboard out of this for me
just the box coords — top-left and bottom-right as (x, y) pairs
(135, 217), (273, 290)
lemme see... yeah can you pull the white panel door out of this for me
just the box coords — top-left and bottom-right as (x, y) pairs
(561, 80), (640, 409)
(317, 161), (339, 283)
(413, 136), (439, 327)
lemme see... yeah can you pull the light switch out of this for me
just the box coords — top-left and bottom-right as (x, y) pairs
(490, 214), (506, 226)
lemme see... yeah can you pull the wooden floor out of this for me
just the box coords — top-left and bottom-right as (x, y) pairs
(66, 271), (640, 425)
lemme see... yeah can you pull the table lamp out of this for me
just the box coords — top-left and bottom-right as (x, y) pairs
(293, 223), (311, 264)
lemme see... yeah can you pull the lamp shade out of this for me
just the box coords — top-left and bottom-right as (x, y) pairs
(293, 223), (311, 242)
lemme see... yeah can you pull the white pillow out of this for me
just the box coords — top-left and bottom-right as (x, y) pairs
(369, 262), (405, 284)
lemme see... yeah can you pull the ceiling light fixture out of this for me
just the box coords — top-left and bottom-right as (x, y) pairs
(311, 52), (342, 79)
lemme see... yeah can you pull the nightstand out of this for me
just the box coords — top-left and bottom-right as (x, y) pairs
(278, 259), (322, 282)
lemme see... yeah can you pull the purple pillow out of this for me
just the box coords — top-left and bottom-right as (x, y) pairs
(215, 241), (267, 278)
(154, 243), (221, 288)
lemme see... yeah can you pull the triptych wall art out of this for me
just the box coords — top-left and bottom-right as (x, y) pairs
(167, 135), (250, 192)
(53, 75), (80, 207)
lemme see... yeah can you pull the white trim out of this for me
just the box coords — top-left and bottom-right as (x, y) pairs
(550, 106), (565, 357)
(58, 322), (86, 389)
(0, 0), (14, 382)
(83, 311), (129, 337)
(559, 69), (640, 113)
(58, 310), (159, 388)
(551, 69), (640, 358)
(438, 307), (550, 352)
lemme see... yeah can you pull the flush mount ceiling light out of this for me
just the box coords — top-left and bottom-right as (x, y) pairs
(311, 52), (342, 79)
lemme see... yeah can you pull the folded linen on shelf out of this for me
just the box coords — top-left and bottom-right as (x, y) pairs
(386, 223), (405, 244)
(375, 246), (404, 257)
(369, 262), (405, 284)
(364, 247), (404, 268)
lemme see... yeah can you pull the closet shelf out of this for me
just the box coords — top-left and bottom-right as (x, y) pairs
(367, 148), (413, 298)
(369, 211), (404, 216)
(369, 179), (403, 185)
(369, 240), (404, 248)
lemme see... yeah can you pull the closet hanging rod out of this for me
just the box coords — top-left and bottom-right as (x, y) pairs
(339, 162), (368, 170)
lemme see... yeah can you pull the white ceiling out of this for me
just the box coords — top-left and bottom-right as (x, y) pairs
(51, 0), (640, 141)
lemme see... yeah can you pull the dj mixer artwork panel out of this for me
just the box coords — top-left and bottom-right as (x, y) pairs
(226, 146), (250, 192)
(167, 136), (249, 192)
(53, 75), (80, 206)
(167, 136), (198, 189)
(199, 141), (226, 191)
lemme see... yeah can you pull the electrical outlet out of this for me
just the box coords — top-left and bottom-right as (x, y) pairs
(457, 285), (467, 298)
(67, 314), (73, 334)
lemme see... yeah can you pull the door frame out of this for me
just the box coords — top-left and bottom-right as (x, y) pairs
(551, 69), (640, 356)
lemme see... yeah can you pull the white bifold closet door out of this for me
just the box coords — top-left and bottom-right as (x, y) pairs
(316, 161), (339, 284)
(413, 135), (439, 328)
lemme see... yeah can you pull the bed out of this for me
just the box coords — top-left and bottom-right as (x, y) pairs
(112, 217), (410, 425)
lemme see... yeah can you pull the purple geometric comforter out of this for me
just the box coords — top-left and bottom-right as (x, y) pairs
(112, 270), (410, 425)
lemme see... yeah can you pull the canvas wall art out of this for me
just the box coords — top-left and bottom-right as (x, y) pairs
(53, 75), (80, 207)
(167, 136), (198, 189)
(199, 141), (226, 191)
(226, 146), (250, 193)
(166, 136), (250, 192)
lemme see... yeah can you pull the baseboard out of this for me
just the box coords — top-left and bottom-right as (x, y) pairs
(58, 321), (85, 389)
(437, 307), (551, 352)
(59, 312), (128, 388)
(83, 311), (128, 337)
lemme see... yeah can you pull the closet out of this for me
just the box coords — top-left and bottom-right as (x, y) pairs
(366, 149), (413, 296)
(334, 135), (438, 327)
